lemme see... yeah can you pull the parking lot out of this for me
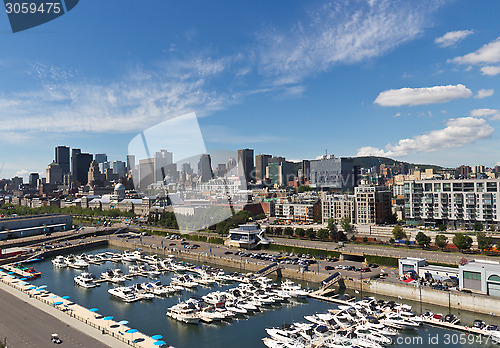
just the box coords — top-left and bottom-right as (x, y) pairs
(117, 231), (385, 281)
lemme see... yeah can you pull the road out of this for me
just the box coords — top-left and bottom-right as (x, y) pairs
(0, 286), (110, 348)
(110, 233), (384, 283)
(269, 237), (498, 264)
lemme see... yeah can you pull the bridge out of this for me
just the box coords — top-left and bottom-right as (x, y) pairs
(255, 262), (282, 278)
(312, 271), (345, 297)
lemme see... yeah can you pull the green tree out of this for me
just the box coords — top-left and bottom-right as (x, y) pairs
(306, 228), (316, 239)
(477, 232), (493, 250)
(435, 234), (448, 249)
(332, 230), (347, 242)
(295, 228), (305, 238)
(490, 224), (496, 232)
(317, 228), (329, 240)
(473, 222), (484, 232)
(392, 225), (407, 240)
(453, 233), (473, 250)
(297, 185), (313, 193)
(438, 224), (447, 232)
(340, 216), (352, 232)
(327, 218), (337, 232)
(389, 238), (395, 244)
(283, 227), (294, 237)
(350, 235), (356, 242)
(415, 231), (431, 248)
(362, 236), (368, 243)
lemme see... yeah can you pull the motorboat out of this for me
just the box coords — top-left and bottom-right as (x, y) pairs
(66, 256), (89, 269)
(280, 280), (310, 299)
(108, 286), (141, 302)
(74, 272), (98, 288)
(52, 256), (67, 268)
(100, 269), (126, 283)
(441, 313), (460, 325)
(171, 274), (198, 288)
(166, 303), (200, 324)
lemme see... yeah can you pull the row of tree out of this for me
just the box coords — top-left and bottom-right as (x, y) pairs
(266, 223), (348, 242)
(391, 224), (496, 251)
(0, 204), (135, 218)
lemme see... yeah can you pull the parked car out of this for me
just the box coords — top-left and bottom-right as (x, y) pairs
(224, 251), (233, 255)
(325, 265), (335, 271)
(360, 267), (371, 273)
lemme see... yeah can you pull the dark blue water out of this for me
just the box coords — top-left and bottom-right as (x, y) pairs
(26, 246), (500, 348)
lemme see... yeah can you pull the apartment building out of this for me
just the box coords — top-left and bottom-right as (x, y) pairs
(321, 186), (392, 225)
(404, 179), (500, 226)
(321, 194), (355, 224)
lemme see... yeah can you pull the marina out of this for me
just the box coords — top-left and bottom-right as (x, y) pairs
(2, 245), (499, 347)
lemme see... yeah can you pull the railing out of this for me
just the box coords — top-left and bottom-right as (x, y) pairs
(0, 271), (144, 347)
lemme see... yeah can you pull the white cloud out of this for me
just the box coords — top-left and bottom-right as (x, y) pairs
(374, 84), (472, 106)
(470, 108), (500, 120)
(393, 112), (401, 117)
(0, 60), (235, 138)
(356, 117), (494, 157)
(435, 30), (474, 47)
(451, 37), (500, 65)
(475, 89), (494, 98)
(258, 0), (445, 86)
(480, 65), (500, 76)
(15, 169), (29, 178)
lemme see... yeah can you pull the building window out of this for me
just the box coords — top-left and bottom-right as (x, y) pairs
(463, 271), (481, 281)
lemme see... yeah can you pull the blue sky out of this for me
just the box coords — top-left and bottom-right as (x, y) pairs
(2, 0), (500, 180)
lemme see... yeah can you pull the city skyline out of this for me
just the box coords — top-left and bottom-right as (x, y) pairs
(2, 1), (500, 179)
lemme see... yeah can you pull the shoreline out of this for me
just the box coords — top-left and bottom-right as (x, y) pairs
(107, 238), (500, 316)
(0, 254), (172, 348)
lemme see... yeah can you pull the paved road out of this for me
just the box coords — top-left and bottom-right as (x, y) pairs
(271, 237), (498, 264)
(110, 233), (383, 282)
(0, 286), (110, 348)
(128, 224), (498, 265)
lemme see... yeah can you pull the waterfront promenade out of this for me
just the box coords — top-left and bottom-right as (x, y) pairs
(0, 249), (172, 347)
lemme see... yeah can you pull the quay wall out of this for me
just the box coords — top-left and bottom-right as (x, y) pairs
(344, 278), (500, 316)
(108, 239), (500, 316)
(108, 239), (326, 283)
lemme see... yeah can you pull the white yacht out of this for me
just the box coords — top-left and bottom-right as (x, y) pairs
(66, 256), (89, 269)
(100, 269), (126, 283)
(280, 280), (310, 299)
(171, 274), (198, 288)
(108, 286), (140, 302)
(52, 256), (67, 268)
(166, 303), (200, 324)
(74, 272), (98, 288)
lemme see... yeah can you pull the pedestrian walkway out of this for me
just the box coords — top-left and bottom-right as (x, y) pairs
(0, 268), (172, 348)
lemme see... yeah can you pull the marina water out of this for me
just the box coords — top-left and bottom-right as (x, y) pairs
(28, 246), (500, 347)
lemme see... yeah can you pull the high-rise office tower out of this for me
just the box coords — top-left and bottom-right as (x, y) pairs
(181, 163), (193, 175)
(154, 150), (173, 182)
(238, 148), (254, 183)
(71, 151), (93, 185)
(255, 154), (272, 181)
(55, 146), (70, 175)
(29, 172), (39, 187)
(46, 161), (63, 185)
(126, 155), (136, 172)
(71, 148), (81, 178)
(95, 154), (107, 164)
(198, 154), (213, 182)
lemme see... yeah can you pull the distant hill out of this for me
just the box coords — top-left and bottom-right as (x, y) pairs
(352, 156), (446, 171)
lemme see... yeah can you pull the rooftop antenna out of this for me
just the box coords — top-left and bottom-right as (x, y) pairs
(325, 148), (328, 157)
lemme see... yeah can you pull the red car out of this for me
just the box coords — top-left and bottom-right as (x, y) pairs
(360, 267), (371, 273)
